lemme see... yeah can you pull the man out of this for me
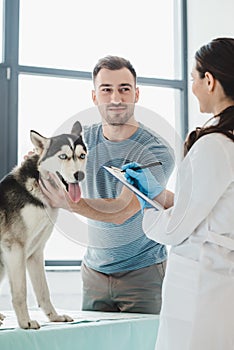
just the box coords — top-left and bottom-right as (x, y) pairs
(41, 56), (175, 314)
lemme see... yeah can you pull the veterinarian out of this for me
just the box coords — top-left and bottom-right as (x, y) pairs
(123, 37), (234, 349)
(40, 56), (175, 314)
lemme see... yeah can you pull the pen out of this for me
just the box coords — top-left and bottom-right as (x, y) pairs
(111, 161), (162, 173)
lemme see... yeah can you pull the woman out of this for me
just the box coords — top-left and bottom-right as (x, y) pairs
(123, 38), (234, 349)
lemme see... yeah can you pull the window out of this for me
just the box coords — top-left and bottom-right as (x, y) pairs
(0, 0), (188, 264)
(19, 0), (181, 79)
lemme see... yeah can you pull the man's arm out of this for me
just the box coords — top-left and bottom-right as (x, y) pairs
(39, 174), (141, 225)
(40, 174), (174, 224)
(73, 188), (141, 225)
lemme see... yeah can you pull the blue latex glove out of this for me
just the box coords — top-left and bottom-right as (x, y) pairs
(122, 162), (164, 198)
(135, 194), (155, 212)
(122, 162), (164, 212)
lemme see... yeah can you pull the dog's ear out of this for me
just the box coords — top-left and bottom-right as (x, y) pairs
(30, 130), (49, 155)
(71, 121), (82, 136)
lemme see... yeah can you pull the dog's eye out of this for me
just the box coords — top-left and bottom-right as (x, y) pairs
(79, 153), (86, 159)
(58, 154), (68, 160)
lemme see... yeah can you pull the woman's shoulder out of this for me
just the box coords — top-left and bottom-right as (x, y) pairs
(193, 132), (233, 150)
(188, 132), (234, 174)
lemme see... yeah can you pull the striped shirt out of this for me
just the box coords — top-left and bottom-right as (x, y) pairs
(82, 122), (174, 273)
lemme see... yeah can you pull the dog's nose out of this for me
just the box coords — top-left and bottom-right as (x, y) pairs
(74, 171), (85, 182)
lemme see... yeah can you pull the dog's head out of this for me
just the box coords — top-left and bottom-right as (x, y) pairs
(30, 121), (87, 203)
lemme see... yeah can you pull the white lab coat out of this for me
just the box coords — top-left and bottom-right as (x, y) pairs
(143, 133), (234, 350)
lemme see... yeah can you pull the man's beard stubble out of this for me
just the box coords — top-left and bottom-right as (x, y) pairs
(98, 103), (135, 126)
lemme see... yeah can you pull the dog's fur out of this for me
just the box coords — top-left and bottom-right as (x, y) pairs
(0, 121), (87, 329)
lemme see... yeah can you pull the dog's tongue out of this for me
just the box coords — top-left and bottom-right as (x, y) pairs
(68, 183), (81, 203)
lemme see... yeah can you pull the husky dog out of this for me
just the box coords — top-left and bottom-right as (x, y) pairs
(0, 121), (87, 329)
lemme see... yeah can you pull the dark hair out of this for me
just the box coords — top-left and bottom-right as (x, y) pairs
(92, 55), (137, 84)
(184, 38), (234, 155)
(195, 37), (234, 99)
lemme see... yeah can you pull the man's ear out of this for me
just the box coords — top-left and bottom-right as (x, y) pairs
(135, 87), (140, 103)
(92, 89), (98, 105)
(204, 72), (215, 92)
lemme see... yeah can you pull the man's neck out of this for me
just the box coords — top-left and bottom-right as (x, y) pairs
(102, 120), (139, 142)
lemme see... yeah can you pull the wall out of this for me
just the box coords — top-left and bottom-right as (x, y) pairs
(187, 0), (234, 130)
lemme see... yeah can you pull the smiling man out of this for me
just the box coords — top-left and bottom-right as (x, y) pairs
(93, 65), (138, 129)
(41, 56), (175, 314)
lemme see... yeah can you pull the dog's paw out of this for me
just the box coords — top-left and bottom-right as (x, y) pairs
(49, 314), (74, 323)
(19, 319), (40, 329)
(0, 312), (6, 320)
(0, 312), (6, 326)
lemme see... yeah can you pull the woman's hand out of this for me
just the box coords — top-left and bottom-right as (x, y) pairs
(122, 162), (164, 198)
(122, 162), (164, 212)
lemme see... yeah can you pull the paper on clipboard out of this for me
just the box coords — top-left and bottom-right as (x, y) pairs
(103, 166), (163, 210)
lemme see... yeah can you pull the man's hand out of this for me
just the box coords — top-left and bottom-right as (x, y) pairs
(24, 150), (35, 160)
(39, 173), (75, 211)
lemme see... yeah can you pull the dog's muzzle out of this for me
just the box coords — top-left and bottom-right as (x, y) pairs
(56, 171), (85, 203)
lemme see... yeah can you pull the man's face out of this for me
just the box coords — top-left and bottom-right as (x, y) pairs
(92, 68), (139, 126)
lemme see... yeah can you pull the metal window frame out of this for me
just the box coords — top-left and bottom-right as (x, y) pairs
(0, 0), (188, 267)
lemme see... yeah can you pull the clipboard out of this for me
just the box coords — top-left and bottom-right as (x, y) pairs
(103, 166), (163, 210)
